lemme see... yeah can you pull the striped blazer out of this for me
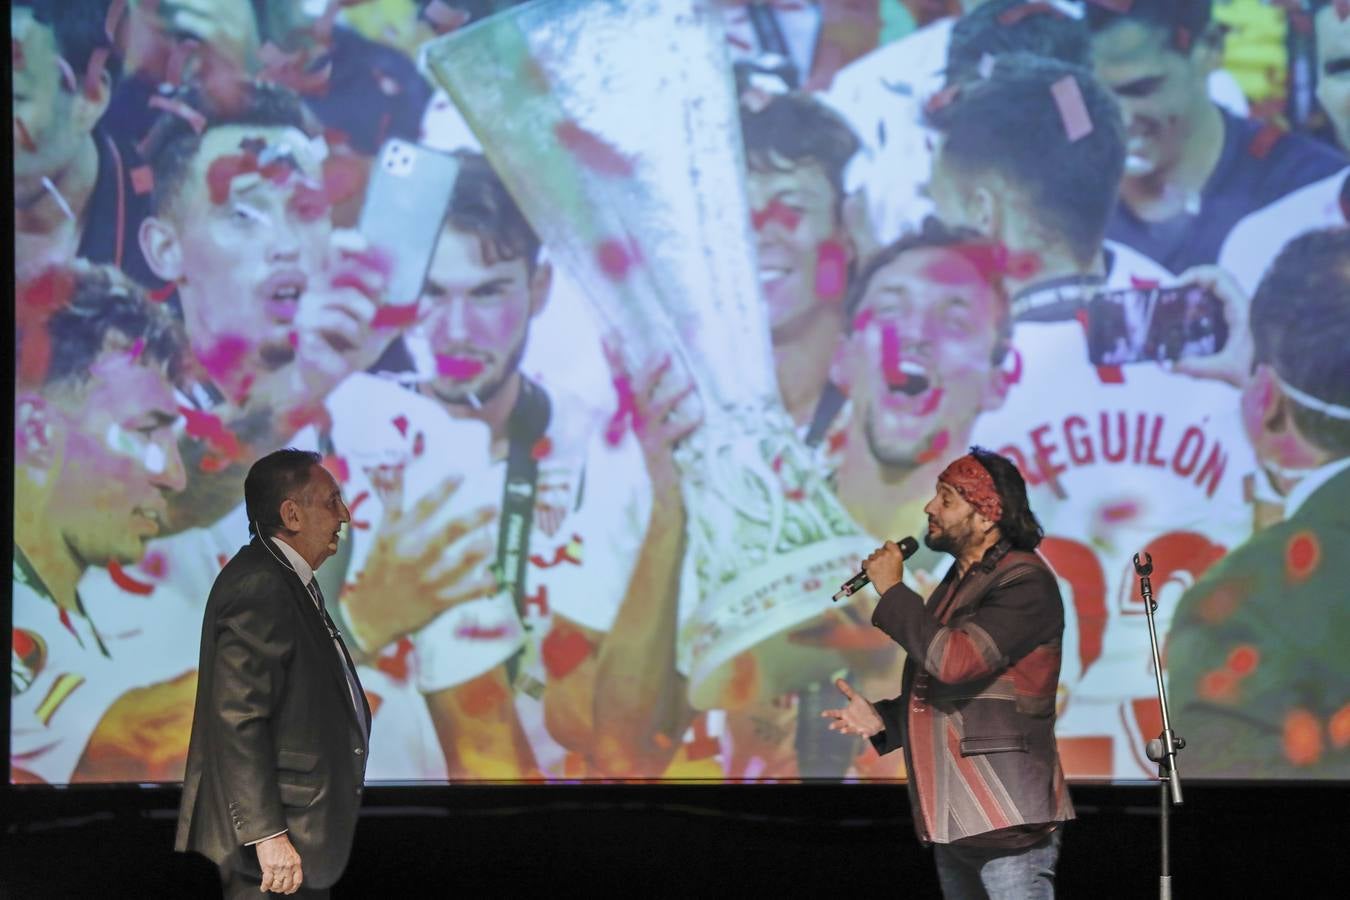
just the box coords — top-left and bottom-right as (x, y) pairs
(869, 540), (1075, 844)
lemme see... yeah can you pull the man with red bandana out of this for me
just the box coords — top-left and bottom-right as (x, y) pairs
(824, 448), (1074, 898)
(11, 262), (190, 784)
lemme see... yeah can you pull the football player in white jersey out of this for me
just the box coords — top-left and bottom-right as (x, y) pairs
(328, 152), (699, 780)
(12, 262), (189, 784)
(927, 53), (1256, 778)
(740, 90), (861, 446)
(133, 82), (489, 781)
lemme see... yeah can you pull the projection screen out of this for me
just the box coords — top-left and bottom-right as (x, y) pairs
(10, 0), (1350, 785)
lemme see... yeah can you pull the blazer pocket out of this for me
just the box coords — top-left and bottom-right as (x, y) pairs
(277, 781), (319, 809)
(959, 734), (1028, 756)
(276, 749), (320, 773)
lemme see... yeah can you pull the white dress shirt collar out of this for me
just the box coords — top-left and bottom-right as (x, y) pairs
(268, 536), (315, 586)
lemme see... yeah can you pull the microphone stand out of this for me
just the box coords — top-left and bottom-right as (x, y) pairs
(1133, 552), (1185, 900)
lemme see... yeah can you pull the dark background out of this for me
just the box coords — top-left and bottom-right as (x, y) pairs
(3, 781), (1344, 897)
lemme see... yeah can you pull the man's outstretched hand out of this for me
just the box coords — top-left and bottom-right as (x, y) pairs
(820, 678), (885, 739)
(256, 832), (303, 894)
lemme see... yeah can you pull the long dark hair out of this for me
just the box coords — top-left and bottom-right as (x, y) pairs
(969, 446), (1044, 551)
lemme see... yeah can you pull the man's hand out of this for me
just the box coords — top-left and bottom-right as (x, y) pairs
(627, 352), (702, 501)
(1170, 265), (1253, 390)
(256, 832), (303, 895)
(293, 231), (402, 400)
(861, 540), (906, 596)
(820, 678), (884, 739)
(341, 470), (498, 653)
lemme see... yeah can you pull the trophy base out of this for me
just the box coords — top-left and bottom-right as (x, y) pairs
(685, 536), (871, 711)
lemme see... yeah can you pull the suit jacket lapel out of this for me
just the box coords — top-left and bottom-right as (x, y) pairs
(284, 575), (369, 740)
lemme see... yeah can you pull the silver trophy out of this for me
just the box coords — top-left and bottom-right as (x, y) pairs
(424, 0), (872, 710)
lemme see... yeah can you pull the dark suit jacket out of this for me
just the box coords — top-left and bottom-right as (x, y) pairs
(176, 539), (371, 889)
(869, 540), (1075, 844)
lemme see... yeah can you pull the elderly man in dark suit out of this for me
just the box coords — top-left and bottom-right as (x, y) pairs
(177, 448), (370, 898)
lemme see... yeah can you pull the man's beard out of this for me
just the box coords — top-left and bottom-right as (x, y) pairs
(924, 510), (978, 557)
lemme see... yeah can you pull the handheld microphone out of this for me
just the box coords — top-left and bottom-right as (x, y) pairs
(832, 536), (920, 602)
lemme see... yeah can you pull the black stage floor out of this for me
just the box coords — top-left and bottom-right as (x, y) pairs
(3, 782), (1345, 897)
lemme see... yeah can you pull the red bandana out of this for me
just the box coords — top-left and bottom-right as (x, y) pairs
(938, 455), (1003, 523)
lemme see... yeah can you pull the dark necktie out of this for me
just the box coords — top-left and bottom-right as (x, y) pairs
(307, 579), (369, 738)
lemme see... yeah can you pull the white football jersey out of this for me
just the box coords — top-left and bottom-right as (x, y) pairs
(1217, 167), (1349, 296)
(970, 248), (1256, 779)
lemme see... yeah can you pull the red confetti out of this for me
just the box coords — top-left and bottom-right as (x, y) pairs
(1197, 668), (1239, 704)
(596, 237), (643, 281)
(435, 355), (485, 380)
(1283, 708), (1323, 767)
(1248, 124), (1285, 161)
(322, 454), (350, 483)
(1226, 644), (1260, 677)
(12, 628), (38, 660)
(199, 454), (230, 473)
(196, 334), (251, 389)
(916, 429), (951, 464)
(751, 198), (803, 233)
(412, 431), (426, 458)
(605, 372), (640, 446)
(814, 239), (849, 301)
(554, 120), (635, 177)
(139, 551), (168, 579)
(879, 322), (909, 391)
(1050, 75), (1093, 142)
(147, 282), (176, 303)
(130, 165), (154, 195)
(108, 561), (155, 596)
(375, 637), (414, 682)
(1330, 704), (1350, 749)
(15, 116), (38, 153)
(1285, 531), (1320, 583)
(179, 406), (244, 461)
(371, 303), (420, 329)
(949, 241), (1042, 282)
(1100, 501), (1141, 524)
(542, 622), (595, 679)
(391, 414), (409, 437)
(456, 624), (512, 640)
(684, 714), (721, 760)
(531, 436), (553, 460)
(206, 153), (260, 204)
(1005, 347), (1023, 386)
